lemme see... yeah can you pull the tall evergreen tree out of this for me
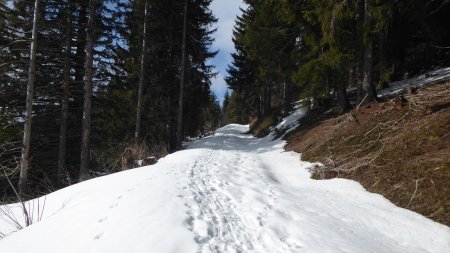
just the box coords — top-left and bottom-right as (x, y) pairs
(118, 0), (217, 151)
(176, 0), (188, 150)
(226, 0), (298, 121)
(362, 0), (376, 101)
(19, 0), (40, 194)
(135, 0), (149, 144)
(57, 0), (73, 183)
(225, 5), (258, 119)
(80, 0), (96, 181)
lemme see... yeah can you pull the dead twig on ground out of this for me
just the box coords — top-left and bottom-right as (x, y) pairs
(0, 171), (47, 240)
(407, 180), (419, 208)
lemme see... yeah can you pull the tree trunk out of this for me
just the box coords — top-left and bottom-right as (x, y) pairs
(176, 0), (188, 150)
(379, 30), (387, 88)
(80, 0), (95, 181)
(356, 0), (365, 103)
(135, 0), (149, 144)
(337, 78), (351, 112)
(263, 86), (271, 116)
(74, 2), (87, 89)
(362, 39), (376, 100)
(283, 81), (291, 115)
(19, 0), (40, 195)
(70, 2), (87, 180)
(58, 0), (73, 185)
(166, 97), (172, 151)
(362, 0), (377, 101)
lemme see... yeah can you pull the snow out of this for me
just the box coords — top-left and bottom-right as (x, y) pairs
(378, 67), (450, 98)
(271, 104), (305, 137)
(1, 111), (450, 252)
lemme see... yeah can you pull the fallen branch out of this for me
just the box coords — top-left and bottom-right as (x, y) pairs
(356, 93), (369, 110)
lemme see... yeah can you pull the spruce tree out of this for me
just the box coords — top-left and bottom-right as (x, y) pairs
(19, 0), (40, 194)
(57, 0), (73, 183)
(135, 0), (149, 144)
(176, 0), (188, 150)
(80, 0), (96, 181)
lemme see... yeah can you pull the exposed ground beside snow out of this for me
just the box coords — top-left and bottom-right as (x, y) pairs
(1, 116), (450, 252)
(286, 83), (450, 226)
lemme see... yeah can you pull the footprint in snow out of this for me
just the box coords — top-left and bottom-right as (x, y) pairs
(109, 203), (118, 209)
(98, 217), (108, 223)
(184, 213), (195, 231)
(94, 233), (104, 240)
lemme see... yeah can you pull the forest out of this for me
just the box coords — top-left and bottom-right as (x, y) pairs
(0, 0), (221, 198)
(223, 0), (450, 124)
(1, 0), (450, 201)
(1, 0), (450, 251)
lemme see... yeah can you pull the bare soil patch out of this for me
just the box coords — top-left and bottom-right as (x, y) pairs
(285, 83), (450, 226)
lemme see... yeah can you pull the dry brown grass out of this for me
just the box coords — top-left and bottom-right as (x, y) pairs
(286, 83), (450, 226)
(121, 143), (168, 170)
(250, 115), (274, 137)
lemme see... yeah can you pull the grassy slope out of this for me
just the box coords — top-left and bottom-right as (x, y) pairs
(285, 83), (450, 226)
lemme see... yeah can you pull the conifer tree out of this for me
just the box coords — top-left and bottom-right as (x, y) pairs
(119, 0), (217, 151)
(80, 0), (96, 181)
(19, 0), (40, 194)
(135, 0), (149, 144)
(362, 0), (376, 101)
(176, 0), (188, 150)
(58, 0), (73, 183)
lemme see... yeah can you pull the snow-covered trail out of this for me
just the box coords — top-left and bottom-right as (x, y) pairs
(1, 124), (450, 253)
(184, 125), (450, 253)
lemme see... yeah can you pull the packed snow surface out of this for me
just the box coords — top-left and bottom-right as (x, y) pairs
(1, 114), (450, 252)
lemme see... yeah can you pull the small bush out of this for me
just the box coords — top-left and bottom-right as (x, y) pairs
(121, 142), (168, 170)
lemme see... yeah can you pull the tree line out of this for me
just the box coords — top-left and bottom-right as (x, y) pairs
(223, 0), (450, 124)
(0, 0), (221, 197)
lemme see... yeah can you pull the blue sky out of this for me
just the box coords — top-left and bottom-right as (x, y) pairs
(6, 0), (243, 105)
(209, 0), (247, 104)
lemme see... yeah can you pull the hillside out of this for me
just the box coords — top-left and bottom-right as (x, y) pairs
(1, 117), (449, 252)
(286, 81), (450, 226)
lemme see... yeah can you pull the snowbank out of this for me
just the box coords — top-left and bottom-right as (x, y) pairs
(1, 109), (449, 253)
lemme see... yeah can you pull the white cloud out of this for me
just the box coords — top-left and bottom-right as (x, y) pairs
(209, 0), (247, 103)
(211, 72), (229, 103)
(213, 19), (237, 53)
(210, 0), (247, 53)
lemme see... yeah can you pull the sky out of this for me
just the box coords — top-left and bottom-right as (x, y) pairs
(4, 0), (240, 105)
(209, 0), (247, 104)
